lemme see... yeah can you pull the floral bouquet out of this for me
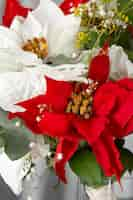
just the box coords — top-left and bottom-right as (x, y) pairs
(0, 0), (133, 198)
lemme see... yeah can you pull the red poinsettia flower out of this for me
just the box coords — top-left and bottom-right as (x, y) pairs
(60, 0), (89, 15)
(2, 0), (31, 27)
(9, 47), (133, 183)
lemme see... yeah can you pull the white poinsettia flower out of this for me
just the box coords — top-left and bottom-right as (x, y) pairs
(0, 0), (80, 73)
(0, 152), (31, 195)
(0, 63), (87, 112)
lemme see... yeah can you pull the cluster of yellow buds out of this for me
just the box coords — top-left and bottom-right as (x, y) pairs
(118, 12), (129, 24)
(66, 81), (98, 119)
(22, 37), (48, 59)
(75, 31), (90, 49)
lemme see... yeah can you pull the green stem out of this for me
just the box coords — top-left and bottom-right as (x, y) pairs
(88, 30), (105, 62)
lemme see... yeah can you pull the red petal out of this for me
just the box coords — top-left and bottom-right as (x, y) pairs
(8, 77), (73, 134)
(8, 95), (46, 133)
(117, 78), (133, 91)
(3, 0), (31, 27)
(94, 90), (116, 116)
(109, 122), (125, 138)
(113, 94), (133, 128)
(14, 76), (73, 113)
(94, 82), (128, 116)
(16, 95), (46, 109)
(45, 76), (73, 112)
(39, 112), (81, 140)
(38, 112), (71, 138)
(60, 0), (88, 15)
(92, 131), (123, 180)
(73, 117), (107, 144)
(125, 117), (133, 135)
(88, 44), (110, 84)
(9, 110), (42, 133)
(54, 138), (79, 183)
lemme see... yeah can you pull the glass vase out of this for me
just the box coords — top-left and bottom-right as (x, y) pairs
(113, 173), (133, 200)
(85, 179), (117, 200)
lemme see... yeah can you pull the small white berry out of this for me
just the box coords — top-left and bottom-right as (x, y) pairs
(27, 196), (32, 200)
(57, 153), (63, 161)
(15, 121), (21, 127)
(29, 142), (36, 149)
(26, 174), (31, 181)
(88, 79), (93, 84)
(47, 152), (52, 157)
(36, 116), (41, 122)
(71, 52), (78, 59)
(31, 167), (35, 174)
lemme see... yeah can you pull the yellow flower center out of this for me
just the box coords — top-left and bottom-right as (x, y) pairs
(22, 37), (48, 59)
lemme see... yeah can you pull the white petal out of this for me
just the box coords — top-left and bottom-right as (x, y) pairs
(43, 23), (49, 40)
(42, 63), (87, 82)
(21, 12), (43, 41)
(32, 0), (64, 27)
(109, 45), (133, 79)
(0, 48), (42, 73)
(0, 26), (22, 48)
(0, 67), (46, 112)
(31, 0), (80, 57)
(0, 152), (27, 195)
(48, 15), (81, 57)
(10, 16), (25, 36)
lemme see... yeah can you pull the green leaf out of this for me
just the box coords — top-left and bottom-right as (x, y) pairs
(116, 30), (132, 49)
(101, 0), (112, 3)
(0, 136), (5, 148)
(114, 29), (133, 59)
(69, 149), (106, 187)
(0, 109), (34, 140)
(99, 32), (109, 47)
(125, 49), (133, 61)
(3, 129), (30, 160)
(0, 109), (34, 160)
(120, 148), (133, 172)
